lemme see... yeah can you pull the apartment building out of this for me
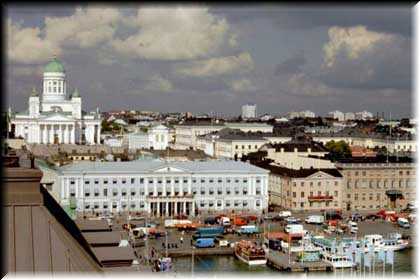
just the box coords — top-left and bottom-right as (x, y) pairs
(255, 161), (343, 211)
(336, 156), (416, 211)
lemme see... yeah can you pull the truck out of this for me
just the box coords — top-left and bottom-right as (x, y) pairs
(164, 219), (191, 228)
(194, 238), (215, 248)
(232, 216), (248, 226)
(284, 224), (304, 234)
(397, 217), (410, 229)
(236, 225), (260, 235)
(193, 226), (225, 239)
(305, 215), (324, 225)
(219, 216), (231, 226)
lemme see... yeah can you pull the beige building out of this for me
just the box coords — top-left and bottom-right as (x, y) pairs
(336, 157), (416, 211)
(260, 141), (333, 170)
(255, 162), (344, 211)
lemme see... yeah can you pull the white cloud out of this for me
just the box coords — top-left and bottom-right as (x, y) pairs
(110, 6), (236, 60)
(323, 25), (395, 68)
(7, 19), (61, 63)
(144, 75), (173, 92)
(321, 25), (410, 90)
(287, 73), (333, 97)
(44, 6), (121, 48)
(7, 6), (121, 64)
(175, 52), (254, 77)
(229, 78), (257, 92)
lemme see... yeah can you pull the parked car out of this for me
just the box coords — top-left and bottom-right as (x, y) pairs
(351, 213), (362, 222)
(348, 221), (358, 234)
(284, 224), (304, 234)
(279, 211), (292, 218)
(285, 217), (301, 224)
(398, 217), (410, 229)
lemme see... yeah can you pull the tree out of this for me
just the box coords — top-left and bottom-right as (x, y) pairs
(325, 140), (351, 160)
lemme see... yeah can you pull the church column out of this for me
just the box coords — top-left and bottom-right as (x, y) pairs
(58, 125), (62, 144)
(70, 125), (75, 144)
(96, 125), (101, 144)
(50, 125), (55, 144)
(64, 125), (68, 144)
(183, 201), (187, 215)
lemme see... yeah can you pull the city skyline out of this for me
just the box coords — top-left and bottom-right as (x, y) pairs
(6, 4), (412, 117)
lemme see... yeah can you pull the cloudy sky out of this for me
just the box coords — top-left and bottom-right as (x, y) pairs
(6, 4), (413, 117)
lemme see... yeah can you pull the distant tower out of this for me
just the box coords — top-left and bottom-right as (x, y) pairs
(241, 104), (257, 119)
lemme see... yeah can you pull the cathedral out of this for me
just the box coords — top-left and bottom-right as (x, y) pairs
(10, 57), (102, 145)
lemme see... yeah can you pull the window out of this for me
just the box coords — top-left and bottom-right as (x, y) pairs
(158, 179), (162, 184)
(300, 202), (304, 208)
(347, 194), (351, 198)
(218, 178), (222, 183)
(193, 179), (197, 183)
(209, 201), (214, 207)
(140, 178), (144, 184)
(112, 204), (117, 209)
(301, 182), (304, 187)
(217, 188), (222, 195)
(334, 191), (338, 196)
(94, 180), (99, 184)
(226, 201), (231, 207)
(243, 200), (248, 206)
(113, 179), (117, 184)
(235, 179), (239, 183)
(94, 190), (99, 197)
(209, 189), (214, 195)
(201, 188), (205, 195)
(183, 179), (188, 183)
(362, 171), (366, 176)
(209, 179), (214, 183)
(200, 201), (205, 207)
(256, 200), (261, 207)
(226, 188), (231, 195)
(355, 171), (359, 176)
(217, 201), (222, 207)
(175, 179), (179, 184)
(201, 179), (205, 183)
(103, 189), (108, 196)
(122, 179), (126, 184)
(131, 178), (135, 184)
(70, 192), (75, 197)
(193, 189), (197, 195)
(70, 180), (75, 185)
(334, 181), (338, 186)
(406, 171), (410, 175)
(255, 145), (258, 149)
(243, 188), (247, 195)
(166, 179), (171, 184)
(149, 179), (153, 184)
(235, 145), (238, 149)
(141, 190), (145, 196)
(293, 192), (296, 198)
(131, 190), (136, 196)
(310, 191), (313, 196)
(248, 145), (251, 149)
(318, 182), (321, 187)
(301, 192), (304, 198)
(310, 182), (313, 187)
(293, 182), (296, 187)
(103, 204), (108, 209)
(256, 178), (261, 183)
(256, 187), (261, 195)
(113, 190), (118, 196)
(85, 180), (90, 185)
(243, 179), (248, 183)
(85, 204), (90, 209)
(131, 203), (136, 209)
(242, 145), (245, 149)
(227, 179), (231, 183)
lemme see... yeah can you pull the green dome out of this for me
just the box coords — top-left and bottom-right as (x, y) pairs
(44, 57), (65, 73)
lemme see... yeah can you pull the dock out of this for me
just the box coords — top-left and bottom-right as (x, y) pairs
(164, 247), (234, 257)
(266, 251), (333, 272)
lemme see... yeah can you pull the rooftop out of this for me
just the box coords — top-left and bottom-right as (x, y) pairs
(59, 159), (269, 174)
(253, 161), (342, 178)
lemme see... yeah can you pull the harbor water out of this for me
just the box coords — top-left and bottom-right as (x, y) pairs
(170, 247), (414, 275)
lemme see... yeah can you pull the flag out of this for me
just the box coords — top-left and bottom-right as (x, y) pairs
(378, 248), (385, 262)
(355, 250), (362, 264)
(364, 253), (371, 268)
(346, 249), (354, 262)
(386, 249), (394, 265)
(351, 241), (357, 253)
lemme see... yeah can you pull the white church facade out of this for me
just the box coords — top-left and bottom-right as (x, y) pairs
(10, 57), (102, 145)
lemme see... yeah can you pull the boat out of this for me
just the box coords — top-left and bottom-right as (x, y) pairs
(234, 240), (267, 266)
(321, 252), (355, 269)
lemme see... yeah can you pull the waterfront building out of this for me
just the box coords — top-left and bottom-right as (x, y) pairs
(10, 57), (102, 145)
(336, 157), (416, 211)
(354, 110), (374, 120)
(286, 110), (316, 119)
(128, 124), (169, 150)
(58, 159), (269, 216)
(241, 104), (257, 119)
(328, 111), (345, 122)
(254, 161), (343, 211)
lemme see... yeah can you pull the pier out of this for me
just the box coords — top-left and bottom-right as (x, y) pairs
(266, 251), (333, 272)
(164, 247), (234, 257)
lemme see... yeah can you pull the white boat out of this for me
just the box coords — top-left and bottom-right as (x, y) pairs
(362, 234), (409, 252)
(321, 252), (355, 269)
(234, 240), (267, 266)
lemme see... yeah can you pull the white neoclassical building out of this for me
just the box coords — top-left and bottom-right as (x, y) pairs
(10, 57), (102, 145)
(128, 124), (170, 150)
(58, 159), (269, 216)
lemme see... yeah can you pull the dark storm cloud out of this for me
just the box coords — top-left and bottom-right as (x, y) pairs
(213, 6), (412, 36)
(274, 51), (306, 76)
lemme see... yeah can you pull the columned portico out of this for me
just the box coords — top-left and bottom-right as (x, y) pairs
(147, 195), (194, 217)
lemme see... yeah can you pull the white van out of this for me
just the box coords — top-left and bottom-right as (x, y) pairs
(279, 211), (292, 218)
(220, 217), (231, 226)
(285, 224), (304, 234)
(305, 215), (324, 225)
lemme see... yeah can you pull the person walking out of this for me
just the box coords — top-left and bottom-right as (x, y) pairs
(180, 236), (184, 245)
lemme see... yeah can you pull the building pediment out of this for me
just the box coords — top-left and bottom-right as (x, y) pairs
(40, 113), (74, 122)
(150, 165), (189, 173)
(306, 171), (337, 180)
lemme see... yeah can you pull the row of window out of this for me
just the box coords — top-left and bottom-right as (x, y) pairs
(347, 180), (415, 189)
(70, 187), (262, 197)
(71, 177), (261, 185)
(235, 145), (259, 150)
(348, 170), (412, 176)
(291, 201), (339, 208)
(292, 181), (339, 187)
(82, 200), (262, 209)
(288, 190), (339, 198)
